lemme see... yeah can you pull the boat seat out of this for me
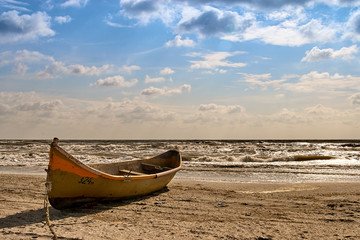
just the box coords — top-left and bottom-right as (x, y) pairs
(119, 169), (144, 175)
(141, 163), (172, 173)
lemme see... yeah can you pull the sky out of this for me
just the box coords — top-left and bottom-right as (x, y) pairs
(1, 0), (360, 139)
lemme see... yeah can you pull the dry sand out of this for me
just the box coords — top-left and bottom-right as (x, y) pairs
(0, 174), (360, 240)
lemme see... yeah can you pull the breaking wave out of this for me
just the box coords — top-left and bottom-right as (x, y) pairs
(187, 154), (334, 163)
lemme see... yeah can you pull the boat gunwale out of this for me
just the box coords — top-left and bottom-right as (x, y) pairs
(49, 140), (182, 181)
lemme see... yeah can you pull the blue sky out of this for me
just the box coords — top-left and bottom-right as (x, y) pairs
(1, 0), (360, 139)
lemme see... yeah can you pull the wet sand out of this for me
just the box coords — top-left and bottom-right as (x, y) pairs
(0, 174), (360, 240)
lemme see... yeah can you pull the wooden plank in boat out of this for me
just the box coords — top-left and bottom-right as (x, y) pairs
(119, 169), (144, 175)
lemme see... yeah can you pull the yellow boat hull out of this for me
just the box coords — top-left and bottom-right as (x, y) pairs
(46, 138), (181, 209)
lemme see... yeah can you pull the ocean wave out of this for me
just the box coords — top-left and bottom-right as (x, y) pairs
(188, 154), (335, 163)
(0, 139), (359, 168)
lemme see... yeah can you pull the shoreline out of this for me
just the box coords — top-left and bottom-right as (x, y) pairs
(1, 165), (360, 183)
(1, 174), (360, 239)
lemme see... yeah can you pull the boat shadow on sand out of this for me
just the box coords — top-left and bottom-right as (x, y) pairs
(0, 187), (169, 230)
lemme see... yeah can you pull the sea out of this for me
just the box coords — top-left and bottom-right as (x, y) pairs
(0, 139), (359, 183)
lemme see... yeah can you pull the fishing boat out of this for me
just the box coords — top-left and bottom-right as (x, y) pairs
(46, 138), (182, 209)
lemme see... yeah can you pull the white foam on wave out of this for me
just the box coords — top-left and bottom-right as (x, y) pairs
(0, 140), (359, 167)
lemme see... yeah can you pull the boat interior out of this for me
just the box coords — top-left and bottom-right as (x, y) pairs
(90, 161), (174, 176)
(88, 152), (180, 176)
(51, 138), (181, 177)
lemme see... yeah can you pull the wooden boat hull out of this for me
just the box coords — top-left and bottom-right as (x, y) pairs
(46, 139), (181, 209)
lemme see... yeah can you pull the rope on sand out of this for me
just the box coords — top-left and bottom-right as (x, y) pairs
(44, 174), (58, 240)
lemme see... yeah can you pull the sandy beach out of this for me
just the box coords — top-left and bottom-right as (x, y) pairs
(0, 174), (359, 240)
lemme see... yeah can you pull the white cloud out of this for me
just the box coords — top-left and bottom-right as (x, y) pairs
(141, 86), (164, 96)
(141, 84), (191, 97)
(0, 11), (55, 43)
(302, 45), (359, 62)
(105, 20), (131, 28)
(266, 6), (307, 23)
(188, 51), (247, 69)
(119, 0), (178, 25)
(144, 75), (165, 83)
(0, 91), (179, 138)
(337, 0), (360, 7)
(90, 76), (138, 87)
(238, 71), (360, 94)
(0, 50), (141, 79)
(165, 35), (195, 47)
(178, 5), (201, 24)
(0, 91), (63, 119)
(55, 15), (72, 24)
(179, 7), (254, 37)
(1, 50), (54, 65)
(282, 71), (360, 93)
(0, 51), (11, 66)
(349, 93), (360, 105)
(180, 5), (343, 48)
(267, 10), (291, 21)
(0, 0), (30, 11)
(223, 13), (340, 46)
(0, 90), (359, 139)
(267, 108), (303, 124)
(187, 103), (247, 125)
(180, 84), (191, 92)
(104, 13), (133, 28)
(0, 102), (10, 115)
(238, 73), (286, 89)
(36, 61), (65, 79)
(160, 67), (174, 75)
(90, 99), (177, 123)
(120, 65), (141, 74)
(343, 9), (360, 41)
(61, 0), (89, 8)
(305, 104), (337, 116)
(15, 100), (62, 112)
(198, 103), (217, 111)
(299, 19), (339, 43)
(37, 62), (113, 79)
(217, 69), (227, 74)
(113, 1), (354, 47)
(266, 104), (358, 128)
(199, 103), (245, 114)
(13, 62), (28, 75)
(66, 64), (111, 76)
(234, 0), (314, 9)
(0, 50), (58, 77)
